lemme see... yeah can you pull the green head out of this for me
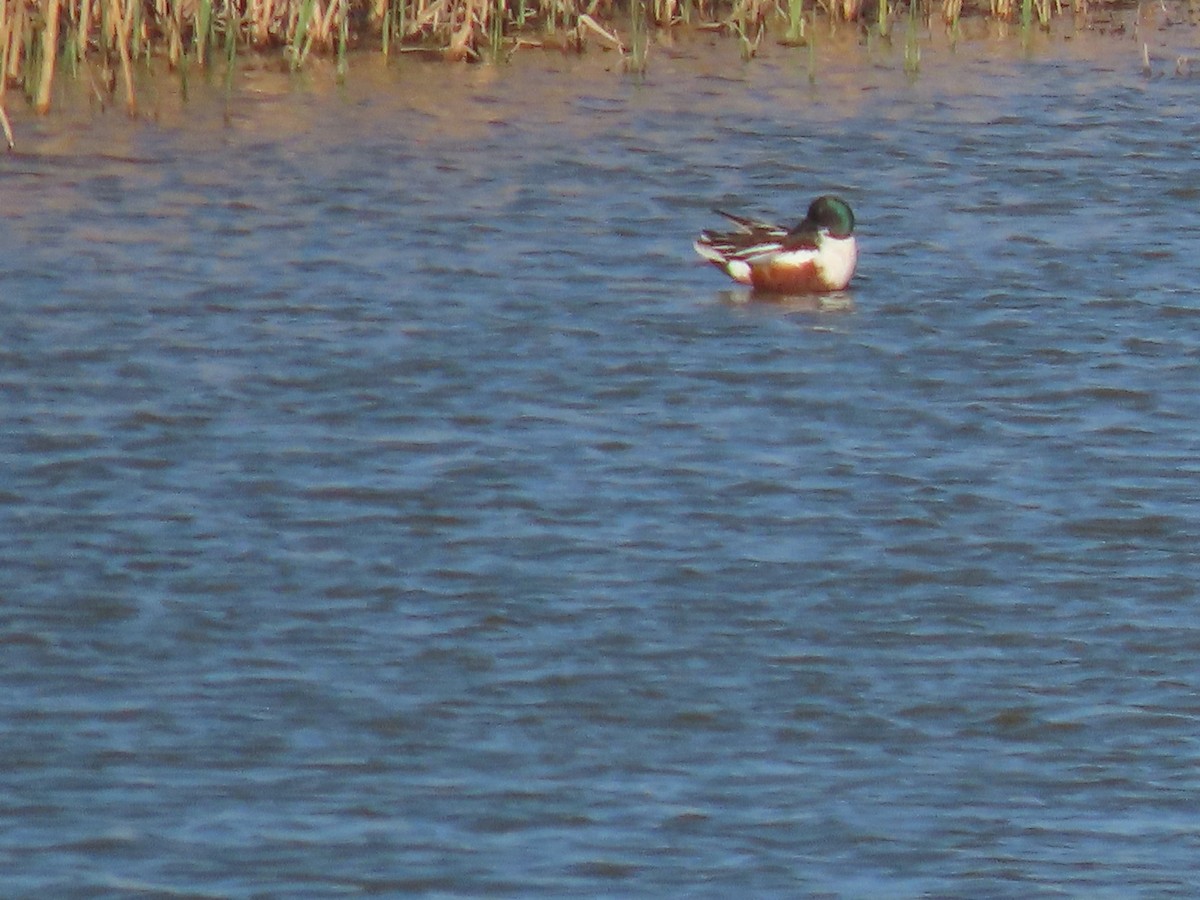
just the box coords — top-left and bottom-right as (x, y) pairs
(806, 195), (855, 238)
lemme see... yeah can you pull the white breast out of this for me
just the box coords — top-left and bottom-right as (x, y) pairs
(817, 236), (858, 290)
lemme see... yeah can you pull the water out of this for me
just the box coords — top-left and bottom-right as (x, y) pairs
(4, 25), (1200, 896)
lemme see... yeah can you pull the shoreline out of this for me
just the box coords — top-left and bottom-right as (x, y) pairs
(0, 0), (1189, 147)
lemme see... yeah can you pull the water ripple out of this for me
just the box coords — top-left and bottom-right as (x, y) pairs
(4, 38), (1200, 896)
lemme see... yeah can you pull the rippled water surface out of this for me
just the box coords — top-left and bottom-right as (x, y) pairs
(4, 22), (1200, 895)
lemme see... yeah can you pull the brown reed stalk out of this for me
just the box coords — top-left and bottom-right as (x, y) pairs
(445, 0), (477, 59)
(76, 0), (94, 62)
(111, 0), (136, 114)
(578, 11), (623, 50)
(166, 0), (183, 67)
(406, 0), (450, 37)
(653, 0), (677, 25)
(0, 101), (12, 149)
(309, 0), (331, 47)
(0, 0), (16, 142)
(727, 0), (771, 31)
(250, 0), (275, 44)
(0, 0), (1118, 98)
(837, 0), (862, 21)
(0, 0), (13, 86)
(333, 0), (348, 44)
(35, 0), (64, 113)
(4, 0), (28, 91)
(318, 0), (345, 46)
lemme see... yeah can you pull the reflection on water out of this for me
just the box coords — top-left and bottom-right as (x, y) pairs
(716, 288), (855, 313)
(4, 19), (1200, 896)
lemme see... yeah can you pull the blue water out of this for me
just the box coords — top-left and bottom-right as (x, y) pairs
(3, 32), (1200, 896)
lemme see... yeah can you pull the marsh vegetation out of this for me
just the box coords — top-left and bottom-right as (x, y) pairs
(0, 0), (1133, 131)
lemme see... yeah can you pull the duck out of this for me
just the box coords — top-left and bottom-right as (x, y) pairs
(693, 195), (857, 294)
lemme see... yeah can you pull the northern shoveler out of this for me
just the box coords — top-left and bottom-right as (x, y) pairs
(693, 195), (857, 294)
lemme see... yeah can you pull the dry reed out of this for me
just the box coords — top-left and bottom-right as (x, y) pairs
(0, 0), (1137, 125)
